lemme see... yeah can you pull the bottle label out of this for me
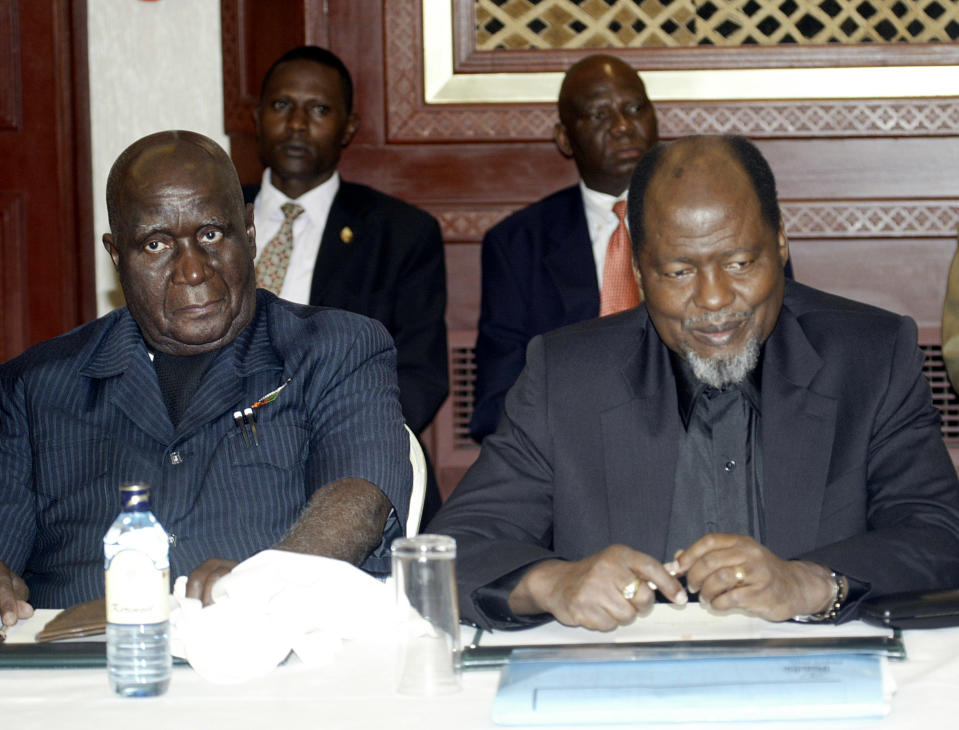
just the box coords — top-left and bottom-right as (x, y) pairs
(105, 549), (170, 624)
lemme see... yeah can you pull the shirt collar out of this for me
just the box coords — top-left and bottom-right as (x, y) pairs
(259, 168), (341, 219)
(579, 180), (627, 223)
(669, 347), (763, 430)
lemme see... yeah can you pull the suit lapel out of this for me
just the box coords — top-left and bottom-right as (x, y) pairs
(310, 181), (364, 305)
(760, 306), (838, 559)
(543, 187), (600, 323)
(79, 311), (173, 444)
(602, 316), (680, 561)
(174, 294), (283, 441)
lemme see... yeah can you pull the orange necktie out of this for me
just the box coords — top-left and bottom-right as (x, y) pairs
(600, 200), (640, 316)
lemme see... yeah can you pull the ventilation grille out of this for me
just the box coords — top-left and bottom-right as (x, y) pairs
(451, 343), (478, 449)
(922, 343), (959, 443)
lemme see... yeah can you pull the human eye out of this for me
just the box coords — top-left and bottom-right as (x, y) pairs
(724, 257), (754, 273)
(307, 103), (330, 119)
(269, 98), (289, 112)
(142, 239), (169, 254)
(662, 265), (694, 280)
(199, 228), (223, 245)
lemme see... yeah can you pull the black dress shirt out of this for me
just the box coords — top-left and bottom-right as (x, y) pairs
(665, 351), (764, 560)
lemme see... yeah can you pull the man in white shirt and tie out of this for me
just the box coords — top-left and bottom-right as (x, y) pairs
(245, 46), (448, 519)
(470, 55), (658, 442)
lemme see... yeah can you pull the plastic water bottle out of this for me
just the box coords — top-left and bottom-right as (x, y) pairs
(103, 483), (172, 697)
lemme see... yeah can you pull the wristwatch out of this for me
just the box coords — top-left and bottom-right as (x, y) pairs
(793, 570), (848, 623)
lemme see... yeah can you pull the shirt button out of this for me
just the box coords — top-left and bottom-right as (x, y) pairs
(169, 451), (182, 465)
(724, 459), (736, 472)
(168, 533), (178, 547)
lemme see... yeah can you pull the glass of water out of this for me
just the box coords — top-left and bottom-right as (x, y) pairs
(391, 534), (461, 695)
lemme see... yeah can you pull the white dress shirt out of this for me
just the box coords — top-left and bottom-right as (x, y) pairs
(252, 169), (340, 304)
(579, 180), (629, 291)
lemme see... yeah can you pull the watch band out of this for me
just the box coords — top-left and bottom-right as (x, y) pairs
(793, 570), (847, 623)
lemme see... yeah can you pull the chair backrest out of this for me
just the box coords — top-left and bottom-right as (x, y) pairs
(405, 424), (428, 536)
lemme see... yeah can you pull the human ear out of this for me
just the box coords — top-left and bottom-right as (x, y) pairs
(102, 233), (120, 269)
(245, 203), (257, 258)
(777, 219), (790, 267)
(341, 113), (360, 148)
(553, 122), (573, 158)
(632, 262), (645, 301)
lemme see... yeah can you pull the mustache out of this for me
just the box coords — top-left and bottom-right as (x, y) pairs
(683, 311), (750, 330)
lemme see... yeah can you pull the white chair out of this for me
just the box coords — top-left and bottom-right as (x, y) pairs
(405, 425), (428, 536)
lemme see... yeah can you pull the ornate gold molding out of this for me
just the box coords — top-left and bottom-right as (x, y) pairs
(386, 1), (959, 142)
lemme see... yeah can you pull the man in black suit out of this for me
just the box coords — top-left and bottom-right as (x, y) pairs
(469, 54), (658, 441)
(430, 135), (959, 631)
(246, 46), (447, 518)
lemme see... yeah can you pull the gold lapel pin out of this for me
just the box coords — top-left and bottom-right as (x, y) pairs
(340, 226), (354, 244)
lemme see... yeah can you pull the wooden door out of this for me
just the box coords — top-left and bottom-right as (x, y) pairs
(0, 0), (93, 362)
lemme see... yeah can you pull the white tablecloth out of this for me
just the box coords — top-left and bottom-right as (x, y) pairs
(3, 607), (959, 730)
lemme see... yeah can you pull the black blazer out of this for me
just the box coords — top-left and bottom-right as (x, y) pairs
(245, 179), (448, 434)
(433, 280), (959, 628)
(470, 185), (597, 441)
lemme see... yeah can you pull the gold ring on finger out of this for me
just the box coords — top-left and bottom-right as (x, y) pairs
(621, 578), (641, 600)
(733, 565), (746, 586)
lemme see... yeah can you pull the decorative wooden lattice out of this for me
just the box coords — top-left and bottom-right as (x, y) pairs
(476, 0), (959, 49)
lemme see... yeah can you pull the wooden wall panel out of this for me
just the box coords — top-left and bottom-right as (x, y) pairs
(0, 0), (93, 362)
(0, 192), (26, 358)
(222, 0), (959, 496)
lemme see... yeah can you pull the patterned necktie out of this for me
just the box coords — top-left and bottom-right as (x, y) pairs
(255, 202), (304, 295)
(600, 200), (640, 316)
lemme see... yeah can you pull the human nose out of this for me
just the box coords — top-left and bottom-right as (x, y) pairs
(609, 110), (629, 136)
(173, 243), (214, 286)
(287, 103), (308, 132)
(693, 268), (734, 311)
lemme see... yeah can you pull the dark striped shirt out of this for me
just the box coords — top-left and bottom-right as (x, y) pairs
(0, 291), (411, 607)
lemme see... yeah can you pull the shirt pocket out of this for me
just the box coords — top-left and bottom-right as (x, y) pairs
(227, 423), (308, 471)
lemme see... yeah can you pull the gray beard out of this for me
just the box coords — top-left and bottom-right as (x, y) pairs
(684, 336), (760, 389)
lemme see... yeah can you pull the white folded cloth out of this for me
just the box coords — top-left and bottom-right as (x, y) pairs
(169, 549), (394, 684)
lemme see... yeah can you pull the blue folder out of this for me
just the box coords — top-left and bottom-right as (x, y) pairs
(492, 652), (889, 725)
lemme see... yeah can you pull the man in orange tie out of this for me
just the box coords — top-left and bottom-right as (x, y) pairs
(470, 55), (658, 442)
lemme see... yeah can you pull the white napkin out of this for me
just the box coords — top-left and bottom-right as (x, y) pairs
(169, 549), (394, 684)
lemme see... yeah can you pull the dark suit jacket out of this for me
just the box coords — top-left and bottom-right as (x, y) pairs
(431, 280), (959, 628)
(245, 179), (448, 435)
(469, 184), (794, 441)
(0, 292), (410, 607)
(470, 185), (597, 441)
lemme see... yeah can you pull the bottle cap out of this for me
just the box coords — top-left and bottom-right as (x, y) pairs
(119, 483), (151, 511)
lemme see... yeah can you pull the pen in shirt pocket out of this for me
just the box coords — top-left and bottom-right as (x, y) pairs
(233, 376), (294, 447)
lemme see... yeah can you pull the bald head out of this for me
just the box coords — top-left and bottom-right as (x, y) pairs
(102, 130), (257, 356)
(558, 55), (639, 126)
(106, 131), (244, 234)
(553, 54), (658, 196)
(627, 135), (782, 260)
